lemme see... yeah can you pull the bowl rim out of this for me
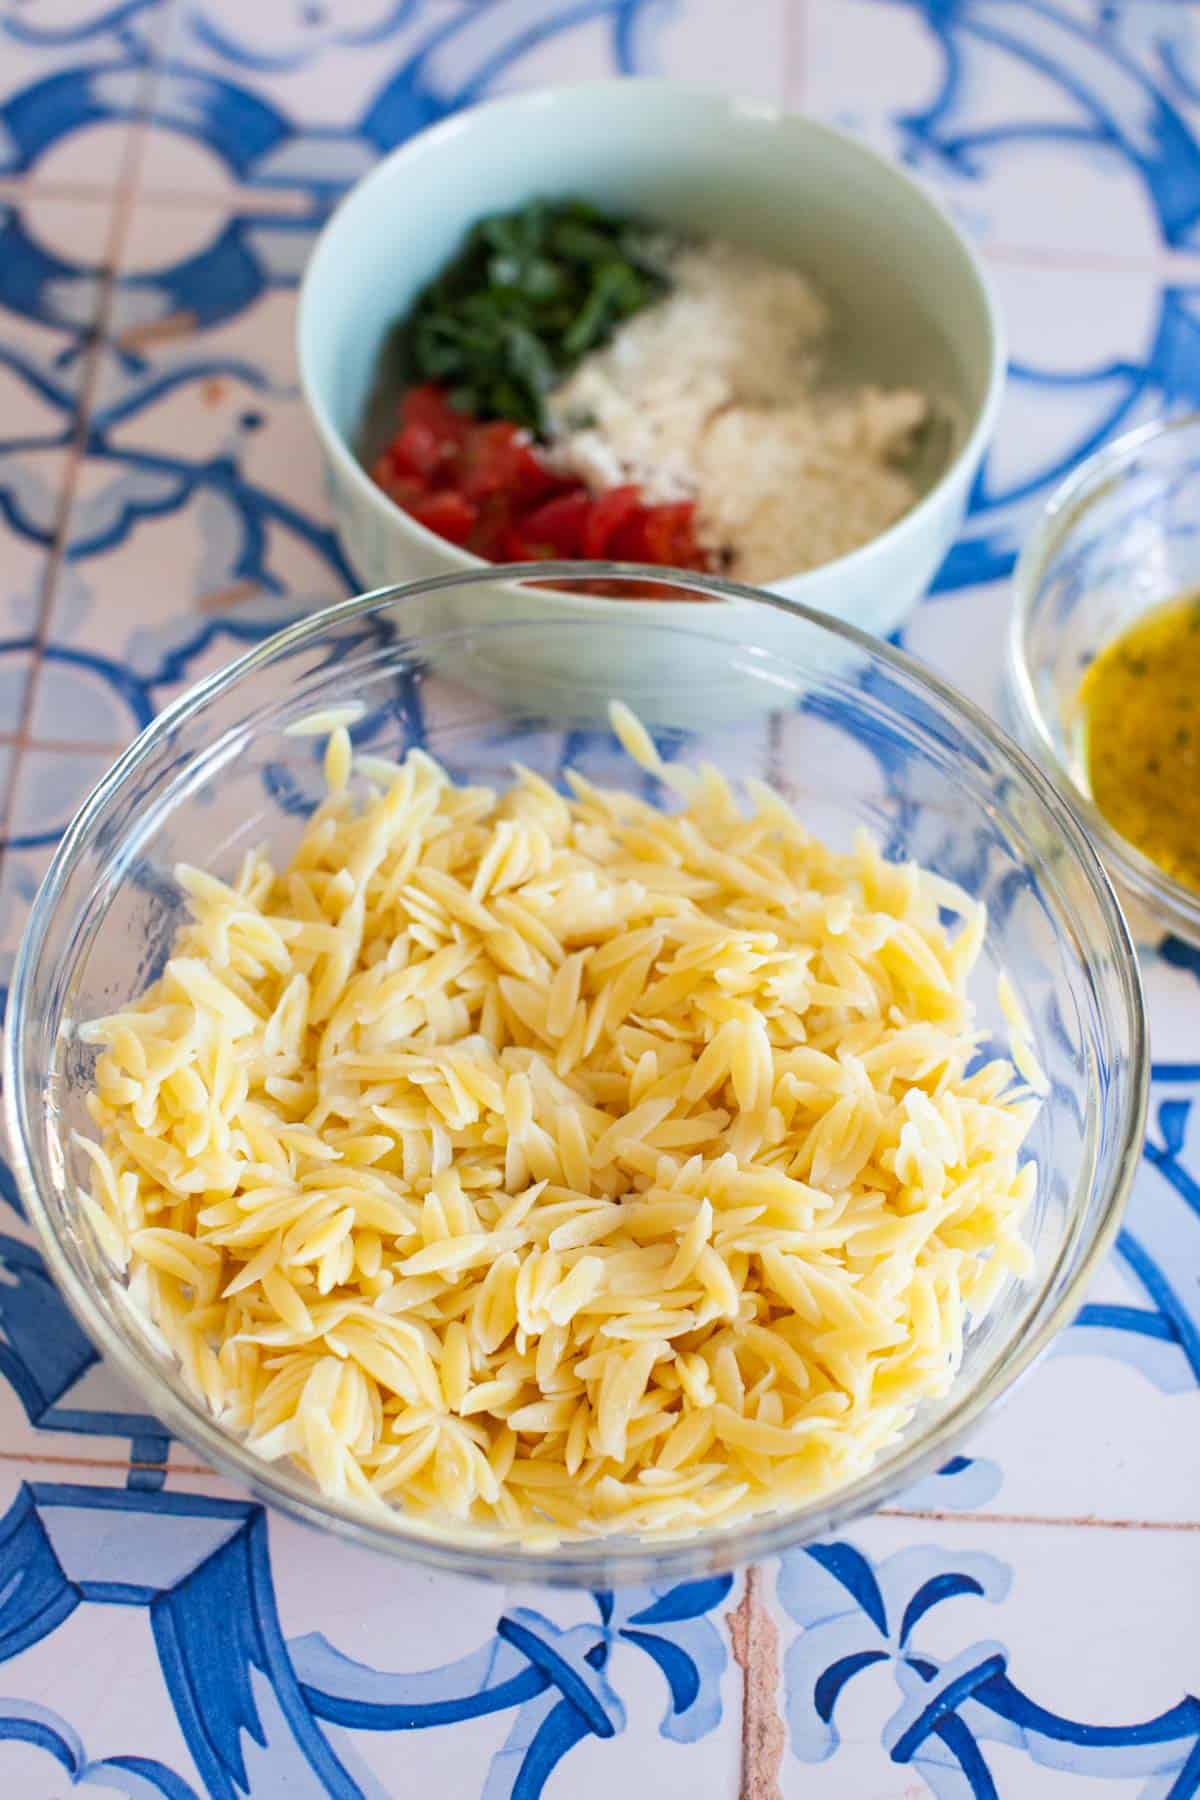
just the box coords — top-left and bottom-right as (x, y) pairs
(1008, 409), (1200, 943)
(295, 77), (1007, 606)
(6, 562), (1147, 1585)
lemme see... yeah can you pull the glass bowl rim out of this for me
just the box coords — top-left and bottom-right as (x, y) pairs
(1008, 410), (1200, 942)
(5, 561), (1149, 1584)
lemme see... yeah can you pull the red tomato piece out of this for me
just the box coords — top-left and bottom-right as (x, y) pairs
(368, 384), (716, 579)
(669, 504), (712, 571)
(388, 420), (442, 482)
(400, 383), (469, 455)
(582, 483), (642, 558)
(458, 421), (520, 499)
(467, 493), (517, 560)
(608, 506), (652, 562)
(502, 529), (556, 561)
(607, 500), (714, 573)
(410, 490), (478, 546)
(495, 523), (534, 560)
(509, 440), (568, 505)
(640, 502), (695, 565)
(522, 488), (591, 556)
(372, 465), (432, 512)
(369, 449), (395, 489)
(462, 422), (566, 507)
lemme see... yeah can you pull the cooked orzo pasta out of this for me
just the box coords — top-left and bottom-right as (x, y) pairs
(77, 703), (1037, 1542)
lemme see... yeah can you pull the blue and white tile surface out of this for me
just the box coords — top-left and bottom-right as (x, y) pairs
(0, 2), (1197, 1794)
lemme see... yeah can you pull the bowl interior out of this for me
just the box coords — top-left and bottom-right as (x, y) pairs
(300, 84), (994, 503)
(1012, 416), (1200, 938)
(10, 574), (1142, 1583)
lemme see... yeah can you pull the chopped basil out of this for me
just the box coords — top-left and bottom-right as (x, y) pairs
(388, 198), (671, 435)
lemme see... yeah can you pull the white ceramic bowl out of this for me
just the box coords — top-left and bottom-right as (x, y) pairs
(297, 80), (1005, 645)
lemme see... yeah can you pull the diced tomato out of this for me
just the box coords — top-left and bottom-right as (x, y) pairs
(609, 500), (711, 569)
(494, 523), (535, 560)
(371, 383), (716, 575)
(522, 489), (591, 556)
(608, 506), (652, 562)
(467, 493), (516, 559)
(369, 447), (405, 489)
(373, 466), (433, 513)
(508, 440), (568, 505)
(400, 382), (469, 452)
(641, 502), (697, 565)
(458, 421), (518, 500)
(582, 483), (641, 558)
(387, 419), (443, 482)
(669, 508), (711, 571)
(410, 490), (478, 546)
(461, 421), (565, 506)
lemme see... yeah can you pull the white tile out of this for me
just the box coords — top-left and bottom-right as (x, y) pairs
(0, 1195), (173, 1469)
(1074, 1), (1200, 151)
(904, 258), (1181, 606)
(4, 743), (114, 846)
(0, 195), (126, 731)
(481, 0), (788, 106)
(1141, 945), (1200, 1056)
(899, 578), (1011, 716)
(268, 1513), (746, 1799)
(0, 840), (53, 997)
(954, 1340), (1200, 1527)
(763, 1512), (1200, 1798)
(0, 7), (165, 191)
(140, 0), (690, 198)
(35, 205), (346, 723)
(649, 0), (788, 103)
(800, 0), (1174, 260)
(0, 1454), (746, 1800)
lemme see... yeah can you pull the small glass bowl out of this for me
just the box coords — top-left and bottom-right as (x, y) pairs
(1009, 413), (1200, 945)
(6, 566), (1147, 1586)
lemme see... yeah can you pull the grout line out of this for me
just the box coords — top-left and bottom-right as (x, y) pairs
(730, 1566), (785, 1800)
(8, 738), (133, 757)
(124, 181), (318, 217)
(11, 175), (325, 217)
(984, 240), (1200, 278)
(0, 178), (137, 209)
(0, 1449), (212, 1476)
(878, 1506), (1200, 1532)
(0, 7), (183, 838)
(0, 4), (179, 216)
(2, 121), (159, 819)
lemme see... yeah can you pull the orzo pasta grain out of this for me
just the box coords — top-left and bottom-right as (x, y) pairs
(77, 705), (1037, 1541)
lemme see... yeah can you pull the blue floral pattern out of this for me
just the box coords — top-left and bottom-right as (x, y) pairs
(0, 1482), (732, 1798)
(779, 1537), (1200, 1797)
(0, 0), (1197, 1793)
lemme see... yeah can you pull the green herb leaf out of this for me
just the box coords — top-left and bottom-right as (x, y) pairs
(385, 196), (675, 435)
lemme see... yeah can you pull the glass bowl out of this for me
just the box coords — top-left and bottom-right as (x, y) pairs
(5, 565), (1147, 1587)
(1009, 413), (1200, 945)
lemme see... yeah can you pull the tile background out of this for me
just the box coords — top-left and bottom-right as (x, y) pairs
(0, 2), (1198, 1795)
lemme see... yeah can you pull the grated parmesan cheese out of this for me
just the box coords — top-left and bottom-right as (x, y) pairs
(546, 239), (934, 583)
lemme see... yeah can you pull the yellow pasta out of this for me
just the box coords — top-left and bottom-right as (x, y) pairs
(76, 705), (1036, 1542)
